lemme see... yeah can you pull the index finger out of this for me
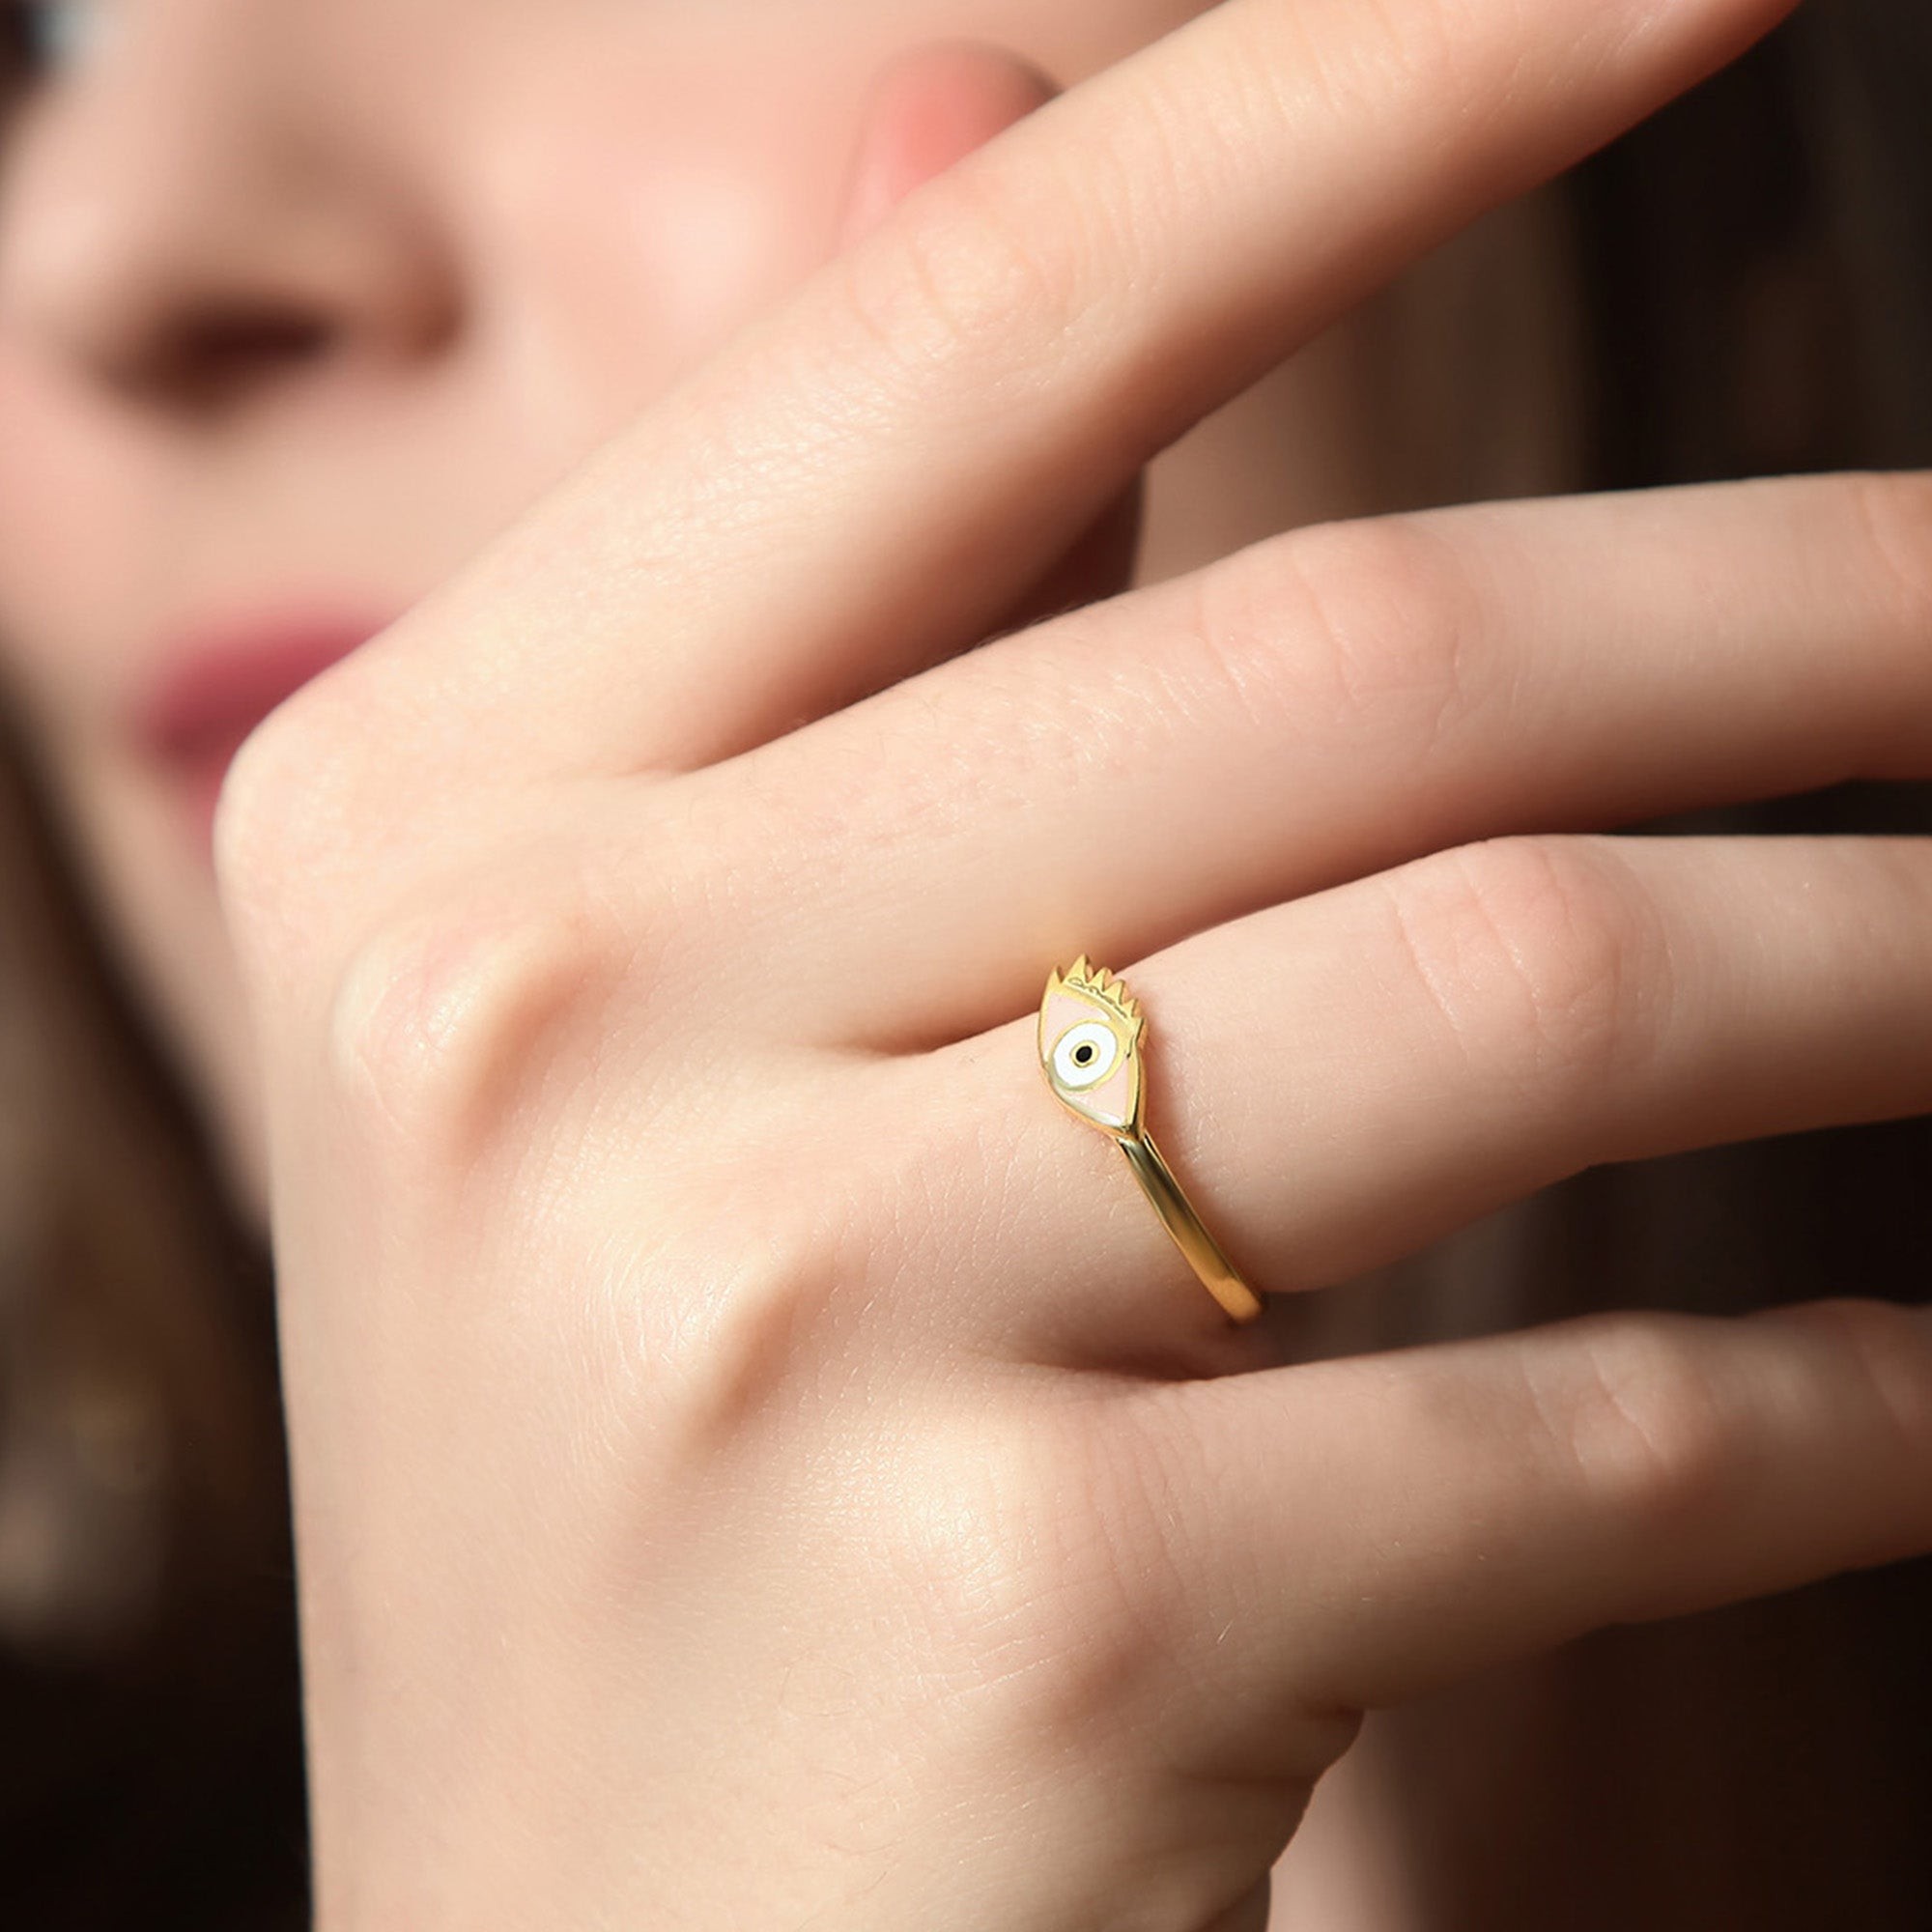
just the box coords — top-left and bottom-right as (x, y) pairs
(251, 0), (1797, 801)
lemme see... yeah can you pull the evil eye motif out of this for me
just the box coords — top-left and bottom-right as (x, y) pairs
(1052, 1020), (1120, 1090)
(1038, 955), (1146, 1138)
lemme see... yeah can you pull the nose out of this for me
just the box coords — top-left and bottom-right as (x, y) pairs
(0, 10), (457, 413)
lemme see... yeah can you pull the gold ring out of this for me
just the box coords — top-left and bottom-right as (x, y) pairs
(1038, 955), (1264, 1324)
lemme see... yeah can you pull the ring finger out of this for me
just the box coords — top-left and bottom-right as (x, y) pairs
(866, 832), (1932, 1364)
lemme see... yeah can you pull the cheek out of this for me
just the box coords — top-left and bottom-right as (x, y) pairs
(455, 0), (1221, 427)
(0, 338), (159, 725)
(626, 89), (838, 367)
(466, 36), (867, 429)
(625, 51), (853, 352)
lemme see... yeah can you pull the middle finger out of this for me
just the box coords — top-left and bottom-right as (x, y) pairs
(693, 470), (1932, 1044)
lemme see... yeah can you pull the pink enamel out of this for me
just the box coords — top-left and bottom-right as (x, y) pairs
(1085, 1058), (1136, 1130)
(1039, 986), (1094, 1061)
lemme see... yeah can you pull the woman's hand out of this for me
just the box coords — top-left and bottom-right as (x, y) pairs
(213, 0), (1932, 1925)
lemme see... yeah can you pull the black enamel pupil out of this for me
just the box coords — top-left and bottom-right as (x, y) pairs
(1074, 1043), (1094, 1064)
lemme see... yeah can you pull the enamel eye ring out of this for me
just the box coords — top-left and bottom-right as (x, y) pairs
(1037, 956), (1264, 1324)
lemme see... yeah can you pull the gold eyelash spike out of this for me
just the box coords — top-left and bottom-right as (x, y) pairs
(1037, 958), (1263, 1325)
(1059, 956), (1146, 1040)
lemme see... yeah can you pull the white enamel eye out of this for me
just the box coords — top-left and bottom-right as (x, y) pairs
(1052, 1020), (1120, 1092)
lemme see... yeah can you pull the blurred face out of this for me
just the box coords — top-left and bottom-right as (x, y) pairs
(0, 0), (1378, 1208)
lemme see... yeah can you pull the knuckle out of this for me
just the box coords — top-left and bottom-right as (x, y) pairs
(1227, 515), (1490, 757)
(211, 658), (408, 980)
(833, 159), (1085, 401)
(210, 691), (343, 928)
(876, 1410), (1186, 1740)
(1843, 470), (1932, 643)
(606, 1180), (854, 1459)
(325, 873), (635, 1172)
(1772, 1296), (1932, 1463)
(212, 657), (384, 912)
(1389, 836), (1672, 1106)
(1542, 1316), (1742, 1538)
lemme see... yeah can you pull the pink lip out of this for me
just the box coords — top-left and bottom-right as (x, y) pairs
(133, 617), (386, 858)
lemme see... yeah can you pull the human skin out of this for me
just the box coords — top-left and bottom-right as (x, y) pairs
(0, 0), (1358, 1217)
(8, 0), (1932, 1928)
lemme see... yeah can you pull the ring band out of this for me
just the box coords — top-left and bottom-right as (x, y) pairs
(1038, 956), (1264, 1324)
